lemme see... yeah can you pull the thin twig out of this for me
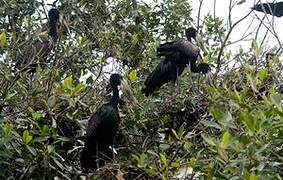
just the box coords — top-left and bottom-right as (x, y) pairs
(197, 0), (203, 30)
(215, 10), (253, 76)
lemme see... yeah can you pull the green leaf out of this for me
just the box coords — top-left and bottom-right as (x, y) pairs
(27, 146), (37, 156)
(159, 153), (167, 163)
(201, 133), (216, 146)
(270, 94), (283, 109)
(22, 130), (32, 145)
(47, 96), (56, 108)
(237, 0), (246, 5)
(47, 145), (54, 154)
(131, 33), (138, 45)
(72, 83), (85, 95)
(189, 157), (196, 168)
(170, 161), (180, 168)
(258, 69), (268, 81)
(138, 153), (146, 167)
(131, 154), (140, 162)
(0, 32), (6, 47)
(3, 123), (13, 137)
(27, 107), (34, 113)
(243, 168), (250, 180)
(32, 111), (41, 121)
(63, 76), (73, 90)
(220, 131), (232, 149)
(249, 173), (257, 180)
(177, 123), (185, 138)
(128, 70), (137, 82)
(241, 112), (256, 133)
(202, 120), (222, 130)
(171, 129), (180, 140)
(218, 147), (229, 161)
(210, 107), (224, 121)
(252, 39), (262, 58)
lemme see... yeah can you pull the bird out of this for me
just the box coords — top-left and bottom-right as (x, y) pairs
(252, 2), (283, 17)
(80, 74), (137, 171)
(141, 27), (211, 97)
(14, 8), (69, 73)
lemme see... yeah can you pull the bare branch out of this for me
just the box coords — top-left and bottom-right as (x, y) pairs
(214, 9), (253, 76)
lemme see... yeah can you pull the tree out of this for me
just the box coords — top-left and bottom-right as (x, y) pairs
(0, 0), (282, 179)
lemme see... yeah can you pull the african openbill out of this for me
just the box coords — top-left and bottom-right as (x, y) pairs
(252, 2), (283, 17)
(15, 8), (69, 73)
(80, 74), (137, 171)
(141, 27), (211, 97)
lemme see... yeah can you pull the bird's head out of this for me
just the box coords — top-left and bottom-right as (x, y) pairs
(48, 8), (70, 36)
(197, 63), (211, 74)
(48, 8), (60, 22)
(185, 27), (207, 55)
(185, 27), (197, 41)
(110, 74), (138, 106)
(110, 73), (122, 88)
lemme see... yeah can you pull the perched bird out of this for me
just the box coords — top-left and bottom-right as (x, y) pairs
(252, 2), (283, 17)
(15, 8), (69, 72)
(80, 74), (137, 171)
(141, 27), (210, 96)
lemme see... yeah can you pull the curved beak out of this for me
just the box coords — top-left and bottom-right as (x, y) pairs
(59, 15), (70, 35)
(120, 79), (138, 107)
(195, 34), (208, 55)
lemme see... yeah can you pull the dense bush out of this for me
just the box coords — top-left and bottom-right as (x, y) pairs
(0, 0), (282, 179)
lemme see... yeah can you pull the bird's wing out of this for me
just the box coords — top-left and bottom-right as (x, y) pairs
(15, 37), (53, 70)
(142, 58), (179, 96)
(86, 104), (119, 141)
(157, 41), (199, 59)
(29, 37), (54, 63)
(252, 2), (283, 17)
(252, 3), (275, 15)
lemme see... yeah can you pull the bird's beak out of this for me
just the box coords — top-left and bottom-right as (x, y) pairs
(195, 34), (208, 55)
(120, 79), (138, 107)
(59, 15), (71, 35)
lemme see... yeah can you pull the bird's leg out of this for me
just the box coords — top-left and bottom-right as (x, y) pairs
(95, 144), (99, 169)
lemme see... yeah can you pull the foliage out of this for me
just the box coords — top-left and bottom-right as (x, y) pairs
(0, 0), (282, 179)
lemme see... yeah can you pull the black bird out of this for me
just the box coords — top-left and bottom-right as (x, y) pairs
(80, 74), (137, 171)
(252, 2), (283, 17)
(15, 8), (69, 72)
(141, 27), (211, 97)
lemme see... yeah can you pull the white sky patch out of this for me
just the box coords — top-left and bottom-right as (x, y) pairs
(190, 0), (283, 53)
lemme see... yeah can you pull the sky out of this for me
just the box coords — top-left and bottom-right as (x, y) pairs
(189, 0), (283, 53)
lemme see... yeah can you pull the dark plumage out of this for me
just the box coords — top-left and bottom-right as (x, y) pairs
(80, 74), (133, 171)
(252, 2), (283, 17)
(141, 27), (210, 96)
(15, 8), (65, 72)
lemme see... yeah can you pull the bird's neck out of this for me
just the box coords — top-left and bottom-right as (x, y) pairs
(48, 20), (58, 41)
(110, 86), (119, 106)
